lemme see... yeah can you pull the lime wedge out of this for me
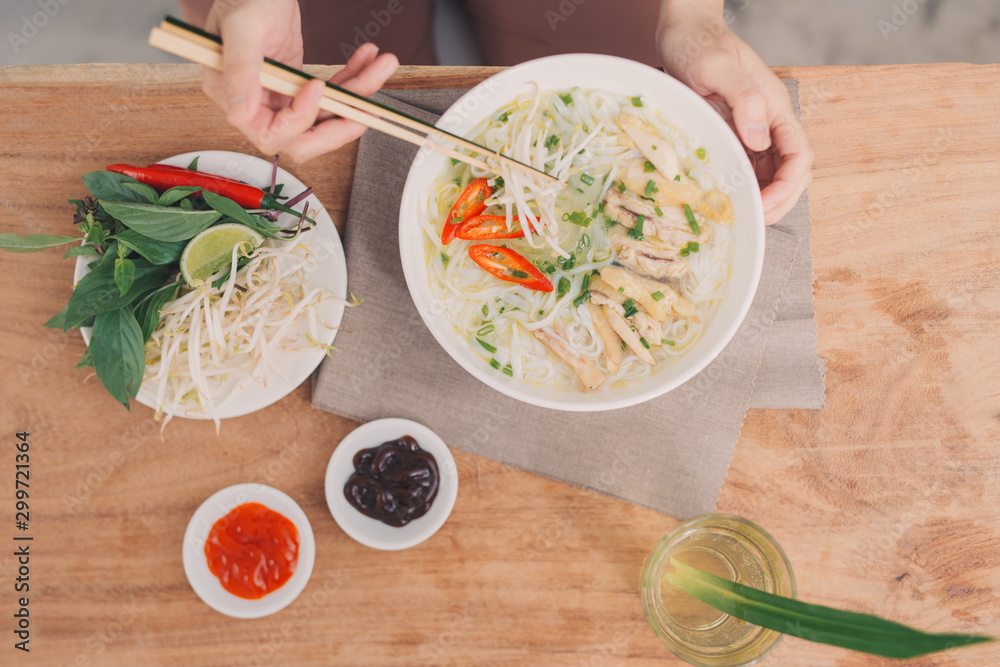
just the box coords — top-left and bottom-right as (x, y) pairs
(180, 223), (264, 285)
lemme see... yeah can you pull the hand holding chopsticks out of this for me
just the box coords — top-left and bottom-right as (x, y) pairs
(150, 16), (558, 182)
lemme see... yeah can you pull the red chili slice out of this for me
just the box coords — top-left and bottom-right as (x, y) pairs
(455, 215), (530, 240)
(468, 244), (553, 292)
(442, 178), (491, 245)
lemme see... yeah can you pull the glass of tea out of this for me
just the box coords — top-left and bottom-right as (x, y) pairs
(641, 514), (795, 666)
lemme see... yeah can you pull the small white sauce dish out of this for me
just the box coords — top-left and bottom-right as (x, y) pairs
(182, 483), (316, 618)
(325, 418), (459, 551)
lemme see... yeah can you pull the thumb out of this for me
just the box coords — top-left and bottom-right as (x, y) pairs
(701, 65), (771, 152)
(217, 12), (268, 127)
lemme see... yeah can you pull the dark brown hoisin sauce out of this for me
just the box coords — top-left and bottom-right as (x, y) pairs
(343, 435), (439, 527)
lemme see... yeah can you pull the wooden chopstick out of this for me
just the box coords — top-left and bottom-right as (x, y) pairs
(149, 17), (559, 184)
(149, 25), (492, 173)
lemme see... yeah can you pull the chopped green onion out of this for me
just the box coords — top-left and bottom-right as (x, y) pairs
(645, 180), (659, 197)
(598, 201), (605, 213)
(620, 339), (628, 351)
(545, 134), (559, 148)
(662, 339), (675, 346)
(623, 299), (638, 318)
(544, 264), (557, 274)
(618, 287), (625, 293)
(503, 363), (513, 377)
(674, 174), (681, 182)
(580, 173), (594, 186)
(579, 233), (591, 248)
(453, 177), (463, 186)
(654, 206), (663, 217)
(559, 92), (573, 105)
(537, 309), (545, 316)
(652, 144), (657, 150)
(510, 269), (529, 279)
(441, 252), (450, 267)
(493, 176), (504, 189)
(686, 241), (700, 253)
(695, 147), (707, 161)
(477, 323), (495, 336)
(680, 247), (690, 257)
(644, 161), (656, 173)
(576, 187), (584, 193)
(450, 158), (460, 167)
(558, 253), (576, 271)
(481, 304), (488, 317)
(683, 203), (700, 234)
(499, 306), (506, 313)
(617, 181), (626, 193)
(582, 273), (591, 290)
(489, 358), (501, 370)
(640, 337), (650, 349)
(628, 214), (645, 240)
(573, 291), (591, 307)
(478, 338), (497, 353)
(631, 96), (643, 107)
(498, 111), (510, 122)
(651, 291), (665, 301)
(566, 211), (590, 227)
(557, 277), (571, 297)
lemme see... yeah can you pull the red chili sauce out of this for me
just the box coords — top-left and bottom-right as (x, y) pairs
(204, 502), (299, 600)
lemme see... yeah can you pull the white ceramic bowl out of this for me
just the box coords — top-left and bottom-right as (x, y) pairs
(182, 483), (316, 618)
(324, 418), (458, 551)
(74, 150), (347, 420)
(398, 54), (765, 411)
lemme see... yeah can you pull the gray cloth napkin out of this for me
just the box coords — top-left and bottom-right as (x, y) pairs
(312, 84), (820, 518)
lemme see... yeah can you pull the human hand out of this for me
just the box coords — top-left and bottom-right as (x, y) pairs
(657, 3), (813, 224)
(195, 0), (399, 162)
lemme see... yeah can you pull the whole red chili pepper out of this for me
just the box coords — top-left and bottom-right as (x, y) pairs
(106, 164), (306, 219)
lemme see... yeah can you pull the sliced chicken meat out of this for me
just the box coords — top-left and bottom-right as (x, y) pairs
(598, 266), (669, 322)
(586, 302), (624, 372)
(608, 231), (689, 280)
(629, 311), (663, 345)
(602, 306), (656, 365)
(533, 328), (606, 392)
(602, 188), (711, 250)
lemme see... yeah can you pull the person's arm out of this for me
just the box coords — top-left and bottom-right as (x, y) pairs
(180, 0), (399, 163)
(657, 0), (813, 224)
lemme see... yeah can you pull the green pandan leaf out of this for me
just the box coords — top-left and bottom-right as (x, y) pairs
(664, 558), (992, 660)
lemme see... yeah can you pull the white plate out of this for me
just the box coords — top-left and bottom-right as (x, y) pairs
(182, 483), (316, 618)
(75, 150), (347, 419)
(398, 54), (766, 411)
(324, 418), (458, 551)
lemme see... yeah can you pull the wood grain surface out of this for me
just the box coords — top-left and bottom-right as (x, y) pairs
(0, 63), (998, 666)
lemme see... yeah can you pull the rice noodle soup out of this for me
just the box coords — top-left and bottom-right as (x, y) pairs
(418, 87), (735, 393)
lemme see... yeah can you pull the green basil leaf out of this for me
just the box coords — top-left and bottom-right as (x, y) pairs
(178, 198), (194, 210)
(135, 281), (179, 341)
(75, 347), (94, 369)
(0, 233), (81, 252)
(110, 229), (185, 265)
(63, 244), (100, 258)
(202, 190), (284, 239)
(114, 257), (135, 296)
(187, 155), (200, 170)
(64, 259), (169, 330)
(99, 201), (221, 242)
(122, 181), (160, 204)
(158, 186), (202, 207)
(44, 304), (68, 329)
(81, 171), (147, 202)
(90, 306), (145, 409)
(85, 224), (105, 247)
